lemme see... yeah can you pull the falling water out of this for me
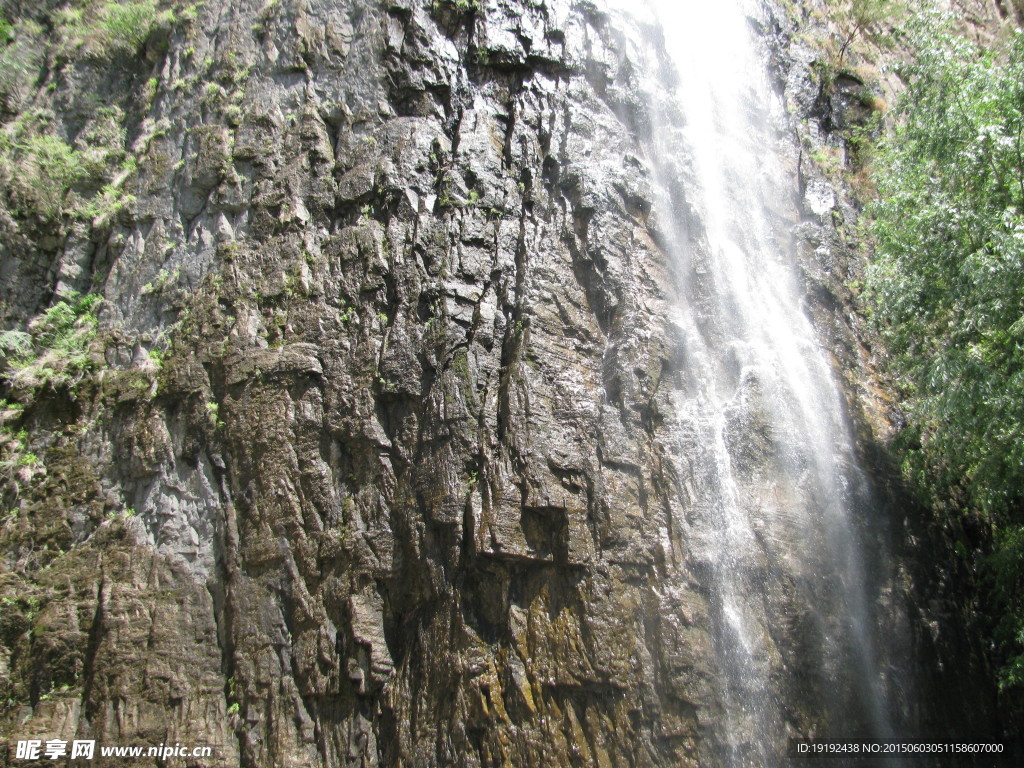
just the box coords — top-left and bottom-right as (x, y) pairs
(605, 0), (899, 764)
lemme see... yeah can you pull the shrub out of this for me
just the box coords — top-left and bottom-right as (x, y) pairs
(56, 0), (162, 59)
(3, 133), (87, 217)
(98, 2), (160, 51)
(0, 18), (43, 114)
(0, 293), (103, 392)
(0, 108), (134, 222)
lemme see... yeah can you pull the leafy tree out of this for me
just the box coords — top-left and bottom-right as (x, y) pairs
(866, 9), (1024, 721)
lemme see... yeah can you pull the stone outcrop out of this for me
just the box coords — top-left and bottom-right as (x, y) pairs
(0, 0), (1004, 766)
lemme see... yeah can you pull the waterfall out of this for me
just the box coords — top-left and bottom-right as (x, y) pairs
(605, 0), (900, 764)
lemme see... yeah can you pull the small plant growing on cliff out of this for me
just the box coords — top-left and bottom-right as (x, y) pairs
(203, 81), (225, 102)
(53, 0), (168, 59)
(832, 0), (906, 66)
(1, 106), (136, 223)
(0, 425), (38, 489)
(0, 293), (102, 393)
(0, 330), (32, 359)
(141, 75), (160, 107)
(205, 401), (224, 429)
(433, 0), (479, 12)
(99, 2), (162, 49)
(141, 269), (170, 295)
(3, 132), (87, 218)
(808, 144), (842, 177)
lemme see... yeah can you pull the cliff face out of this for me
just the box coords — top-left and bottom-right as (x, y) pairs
(0, 1), (999, 766)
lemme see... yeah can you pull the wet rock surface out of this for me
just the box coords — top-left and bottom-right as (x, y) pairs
(0, 0), (1000, 766)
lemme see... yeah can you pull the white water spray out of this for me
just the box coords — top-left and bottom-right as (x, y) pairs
(605, 0), (898, 764)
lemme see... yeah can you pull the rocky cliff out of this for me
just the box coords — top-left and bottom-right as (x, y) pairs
(0, 0), (1003, 766)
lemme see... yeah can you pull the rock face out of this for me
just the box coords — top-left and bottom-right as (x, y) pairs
(0, 0), (1001, 766)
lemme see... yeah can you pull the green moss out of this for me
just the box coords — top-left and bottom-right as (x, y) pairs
(205, 401), (224, 429)
(433, 0), (480, 13)
(451, 350), (470, 381)
(143, 76), (159, 104)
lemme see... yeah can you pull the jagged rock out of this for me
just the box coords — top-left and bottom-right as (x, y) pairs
(0, 1), (1003, 766)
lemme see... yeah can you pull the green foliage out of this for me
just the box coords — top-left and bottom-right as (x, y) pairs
(179, 3), (203, 24)
(829, 0), (906, 65)
(55, 0), (164, 59)
(79, 179), (136, 222)
(0, 293), (103, 392)
(865, 10), (1024, 707)
(141, 267), (178, 296)
(432, 0), (480, 12)
(0, 18), (43, 113)
(143, 76), (160, 105)
(0, 106), (134, 222)
(0, 330), (32, 358)
(2, 132), (87, 217)
(205, 401), (224, 429)
(988, 526), (1024, 693)
(98, 2), (161, 50)
(809, 143), (842, 177)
